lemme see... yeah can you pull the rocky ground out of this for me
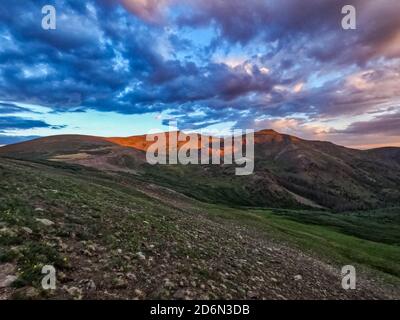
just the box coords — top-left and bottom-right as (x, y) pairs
(0, 158), (399, 299)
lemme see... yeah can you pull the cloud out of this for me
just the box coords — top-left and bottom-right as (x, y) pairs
(336, 111), (400, 136)
(0, 102), (33, 114)
(119, 0), (171, 23)
(0, 0), (399, 147)
(0, 116), (65, 131)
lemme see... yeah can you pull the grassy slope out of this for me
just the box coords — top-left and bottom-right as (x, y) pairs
(0, 157), (399, 299)
(199, 204), (400, 281)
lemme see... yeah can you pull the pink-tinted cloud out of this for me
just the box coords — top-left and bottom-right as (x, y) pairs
(119, 0), (171, 23)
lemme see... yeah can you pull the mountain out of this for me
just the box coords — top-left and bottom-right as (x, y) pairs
(1, 130), (399, 211)
(1, 131), (400, 299)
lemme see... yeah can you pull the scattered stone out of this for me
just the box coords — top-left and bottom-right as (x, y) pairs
(112, 277), (128, 289)
(0, 227), (16, 237)
(173, 289), (186, 300)
(136, 251), (146, 260)
(35, 218), (55, 226)
(87, 244), (97, 252)
(294, 275), (303, 281)
(126, 273), (137, 280)
(34, 207), (45, 212)
(82, 279), (96, 291)
(164, 278), (175, 289)
(0, 275), (17, 288)
(134, 289), (145, 298)
(21, 227), (33, 234)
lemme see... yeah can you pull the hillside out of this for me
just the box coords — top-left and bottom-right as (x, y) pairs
(1, 130), (399, 211)
(0, 157), (399, 299)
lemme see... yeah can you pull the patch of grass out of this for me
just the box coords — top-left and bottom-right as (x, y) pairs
(13, 242), (67, 288)
(203, 204), (400, 280)
(269, 208), (400, 245)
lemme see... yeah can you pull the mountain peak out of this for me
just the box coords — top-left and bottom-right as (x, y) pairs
(255, 129), (279, 135)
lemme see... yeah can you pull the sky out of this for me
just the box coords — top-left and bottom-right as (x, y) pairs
(0, 0), (399, 149)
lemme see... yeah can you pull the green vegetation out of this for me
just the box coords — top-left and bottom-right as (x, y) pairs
(0, 157), (399, 299)
(202, 204), (400, 280)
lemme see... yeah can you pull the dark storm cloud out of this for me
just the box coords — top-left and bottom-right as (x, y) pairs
(0, 102), (33, 114)
(337, 111), (400, 135)
(0, 116), (64, 131)
(177, 0), (400, 65)
(0, 0), (399, 133)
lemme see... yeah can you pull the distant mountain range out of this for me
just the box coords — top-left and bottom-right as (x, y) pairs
(1, 130), (399, 211)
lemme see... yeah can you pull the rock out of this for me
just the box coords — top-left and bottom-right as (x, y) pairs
(112, 277), (128, 289)
(21, 227), (33, 234)
(126, 273), (137, 280)
(81, 249), (92, 257)
(164, 278), (175, 289)
(87, 280), (96, 291)
(134, 289), (145, 298)
(173, 289), (186, 300)
(34, 207), (45, 212)
(87, 244), (97, 252)
(136, 251), (146, 260)
(247, 291), (258, 299)
(294, 275), (303, 281)
(271, 277), (278, 283)
(0, 275), (17, 288)
(0, 227), (16, 237)
(35, 218), (55, 226)
(82, 279), (96, 291)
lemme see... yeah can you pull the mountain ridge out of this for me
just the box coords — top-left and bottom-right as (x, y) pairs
(0, 129), (399, 211)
